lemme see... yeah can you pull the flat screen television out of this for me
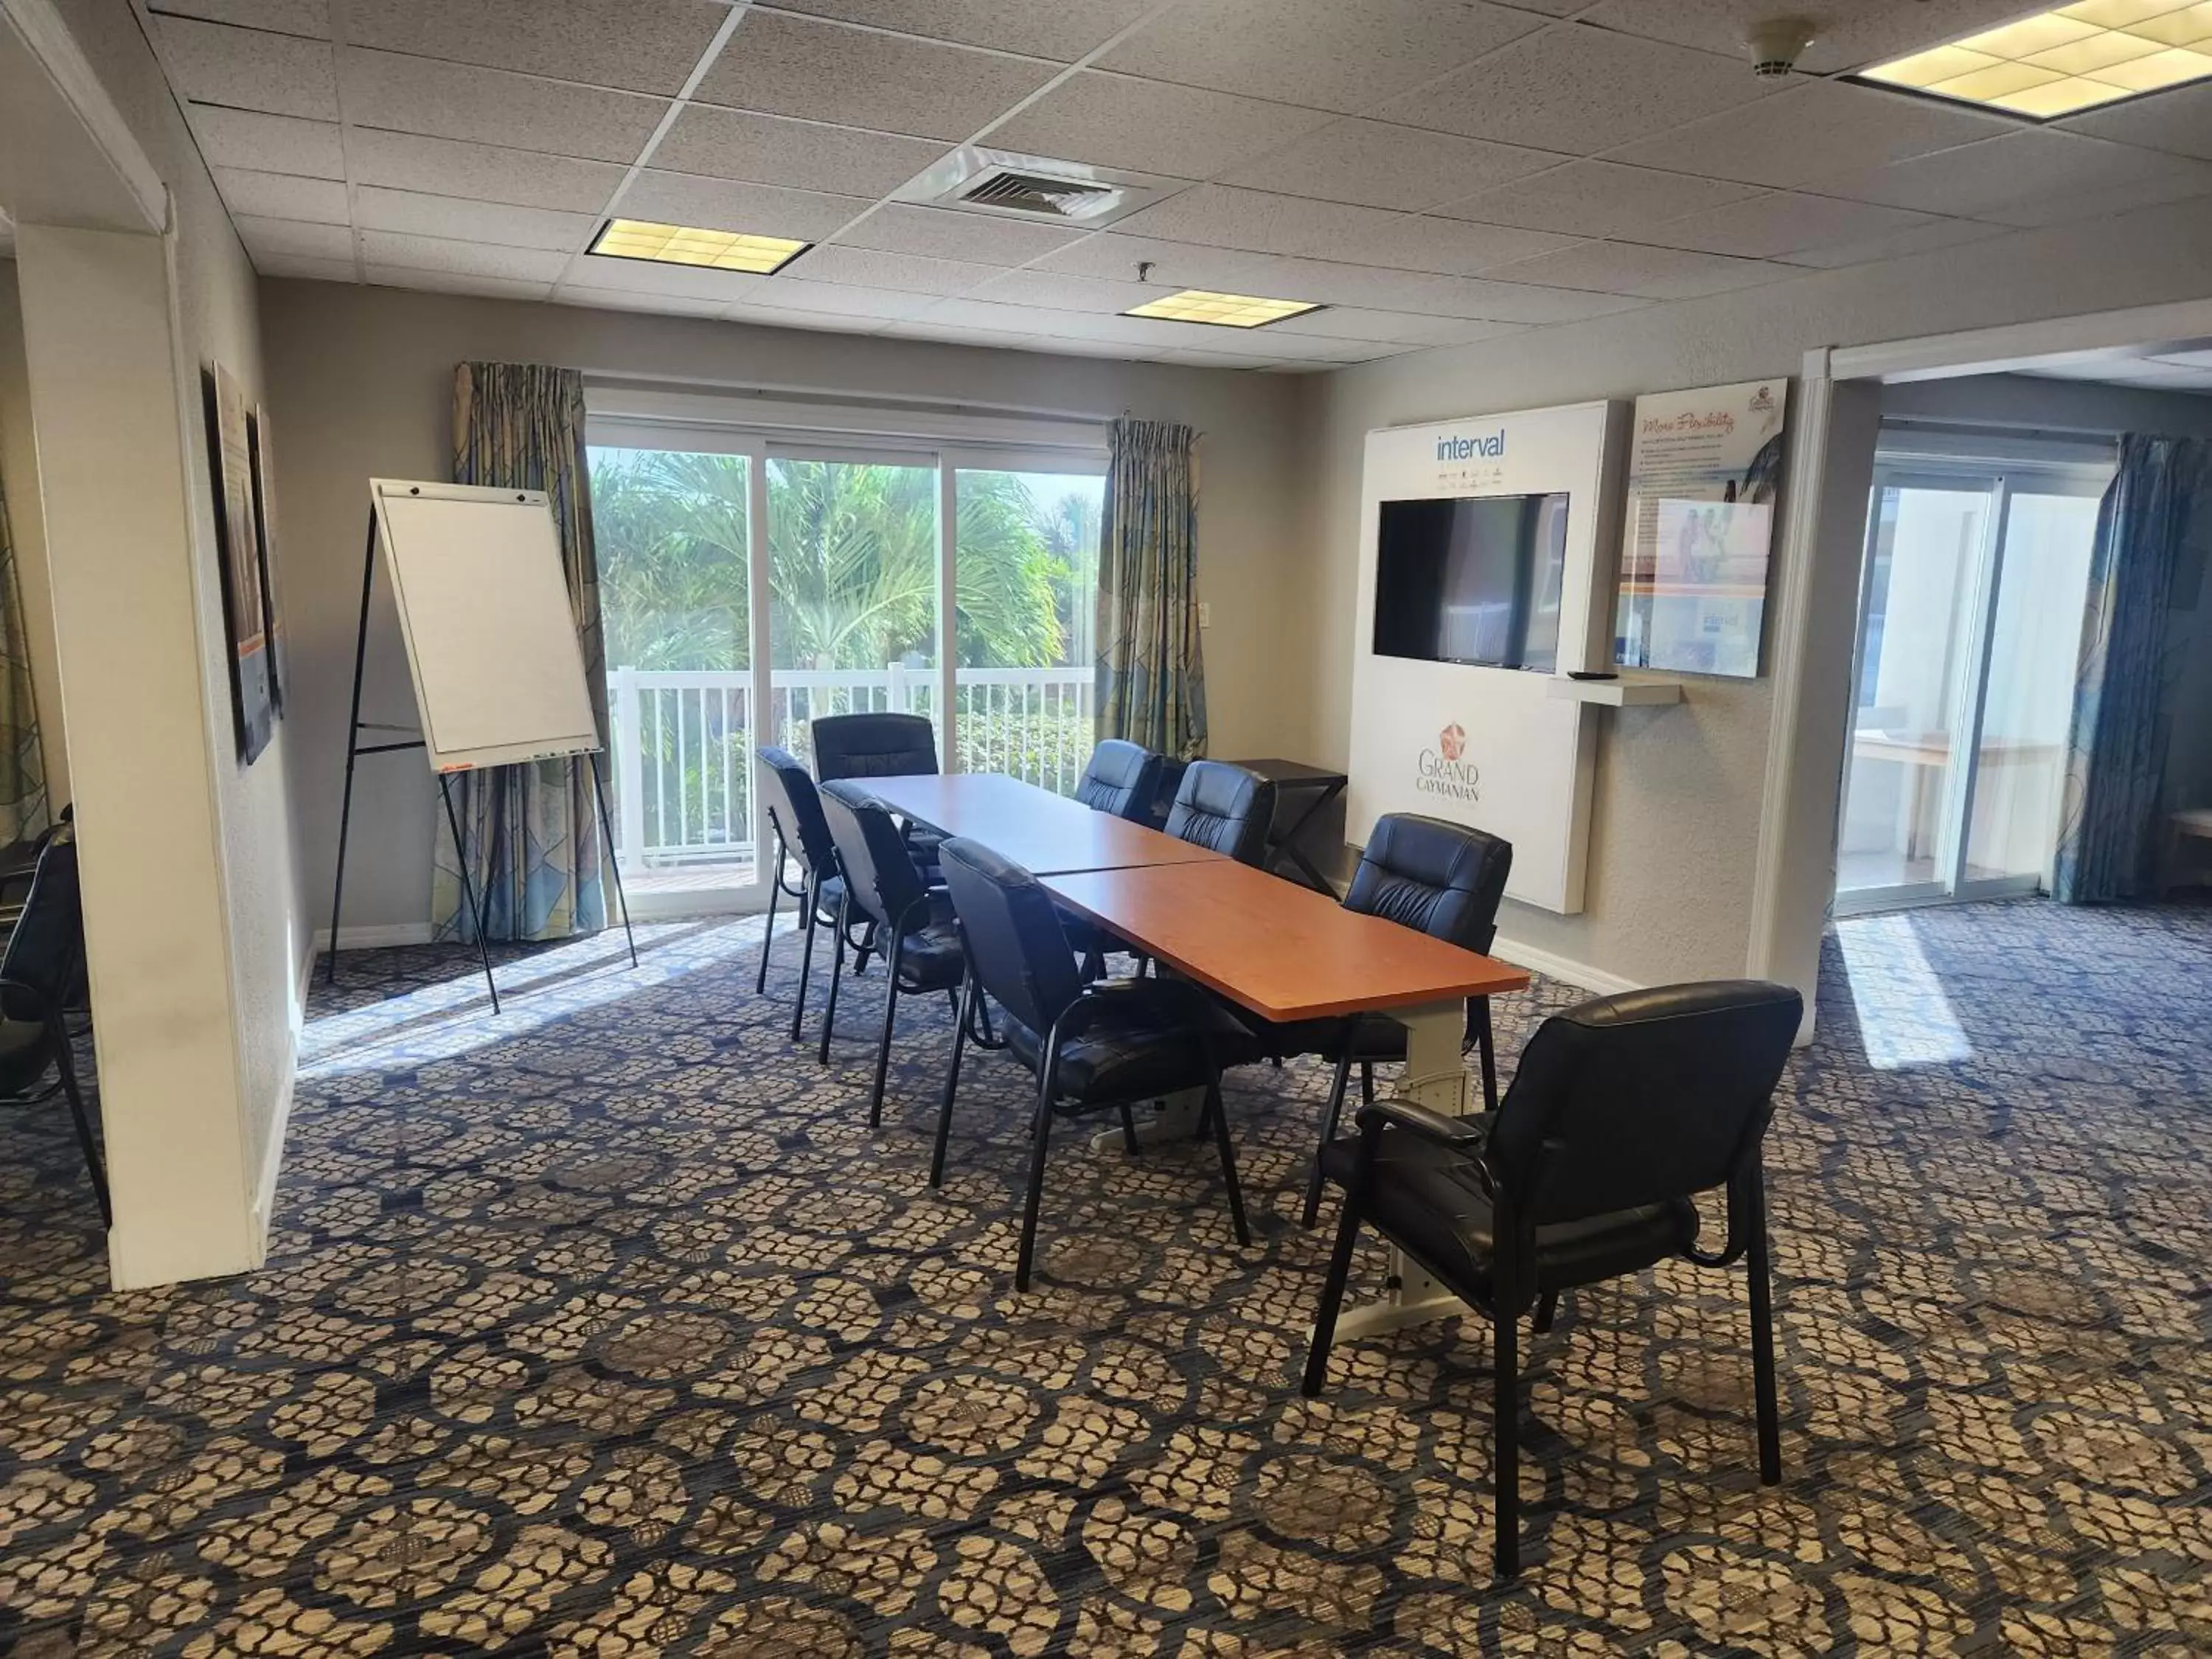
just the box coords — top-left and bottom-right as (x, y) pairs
(1371, 493), (1571, 672)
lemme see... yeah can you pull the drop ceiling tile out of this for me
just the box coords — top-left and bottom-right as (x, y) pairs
(1265, 306), (1530, 345)
(985, 70), (1337, 179)
(347, 131), (627, 213)
(554, 288), (728, 318)
(212, 166), (349, 222)
(2063, 80), (2212, 161)
(1574, 0), (2065, 77)
(153, 15), (335, 119)
(234, 215), (352, 260)
(653, 107), (945, 197)
(1225, 329), (1399, 362)
(922, 297), (1101, 337)
(343, 0), (727, 94)
(149, 0), (324, 41)
(1099, 0), (1543, 114)
(1801, 131), (2212, 225)
(1200, 254), (1649, 321)
(1217, 118), (1564, 212)
(1436, 159), (1764, 237)
(1376, 24), (1779, 155)
(783, 244), (1001, 296)
(725, 302), (889, 335)
(354, 187), (597, 251)
(745, 276), (950, 319)
(765, 0), (1155, 61)
(1155, 346), (1279, 369)
(357, 232), (572, 280)
(1486, 240), (1787, 299)
(1608, 80), (2017, 191)
(1115, 184), (1578, 273)
(364, 266), (554, 300)
(617, 171), (871, 241)
(563, 256), (768, 302)
(968, 268), (1160, 312)
(832, 204), (1087, 266)
(338, 49), (668, 163)
(1026, 232), (1273, 289)
(1989, 162), (2212, 227)
(186, 105), (344, 179)
(695, 11), (1057, 140)
(1643, 192), (1943, 260)
(1774, 215), (2011, 270)
(257, 252), (357, 280)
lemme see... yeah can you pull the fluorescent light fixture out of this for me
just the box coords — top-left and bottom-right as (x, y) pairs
(1859, 1), (2212, 116)
(1122, 289), (1323, 328)
(588, 218), (809, 274)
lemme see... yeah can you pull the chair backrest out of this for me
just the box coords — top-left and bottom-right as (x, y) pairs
(1343, 813), (1512, 953)
(937, 837), (1082, 1038)
(756, 745), (837, 877)
(1074, 739), (1164, 824)
(1163, 760), (1276, 866)
(1488, 981), (1802, 1225)
(1, 826), (83, 1022)
(818, 781), (932, 933)
(811, 712), (939, 783)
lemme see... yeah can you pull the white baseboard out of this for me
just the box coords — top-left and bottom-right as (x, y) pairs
(314, 922), (435, 951)
(1489, 935), (1642, 998)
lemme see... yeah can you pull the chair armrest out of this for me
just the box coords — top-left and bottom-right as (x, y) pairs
(1353, 1096), (1489, 1148)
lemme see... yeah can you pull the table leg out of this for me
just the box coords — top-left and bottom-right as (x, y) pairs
(1267, 780), (1346, 894)
(1328, 999), (1472, 1342)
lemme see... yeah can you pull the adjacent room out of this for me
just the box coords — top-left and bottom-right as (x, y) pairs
(1, 0), (2207, 1653)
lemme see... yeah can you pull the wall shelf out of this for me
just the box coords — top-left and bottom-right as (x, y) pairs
(1545, 675), (1685, 707)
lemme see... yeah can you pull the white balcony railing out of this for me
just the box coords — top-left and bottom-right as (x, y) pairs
(605, 664), (1093, 872)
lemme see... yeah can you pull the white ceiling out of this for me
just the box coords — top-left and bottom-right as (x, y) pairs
(133, 0), (2212, 372)
(2015, 338), (2212, 394)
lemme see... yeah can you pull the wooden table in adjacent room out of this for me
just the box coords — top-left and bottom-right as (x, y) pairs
(859, 771), (1226, 874)
(1044, 855), (1531, 1340)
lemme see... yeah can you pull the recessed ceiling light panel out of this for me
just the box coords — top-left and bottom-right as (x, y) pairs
(589, 219), (809, 274)
(1857, 1), (2212, 116)
(1123, 289), (1324, 328)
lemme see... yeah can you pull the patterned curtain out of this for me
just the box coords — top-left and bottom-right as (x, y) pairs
(432, 363), (609, 942)
(0, 449), (48, 846)
(2051, 434), (2210, 904)
(1096, 417), (1208, 760)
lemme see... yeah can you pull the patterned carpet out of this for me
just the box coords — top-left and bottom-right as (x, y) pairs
(1, 897), (2208, 1656)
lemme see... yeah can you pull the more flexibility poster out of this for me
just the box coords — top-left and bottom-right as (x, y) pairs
(1614, 379), (1787, 678)
(204, 362), (274, 763)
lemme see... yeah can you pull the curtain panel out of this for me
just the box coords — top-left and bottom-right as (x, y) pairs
(1096, 417), (1208, 761)
(432, 362), (609, 942)
(0, 449), (48, 847)
(2052, 433), (2211, 904)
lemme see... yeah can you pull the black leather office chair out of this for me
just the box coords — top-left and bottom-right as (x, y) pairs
(1074, 740), (1164, 824)
(1302, 980), (1801, 1579)
(754, 746), (858, 1041)
(931, 837), (1261, 1290)
(817, 781), (965, 1122)
(810, 712), (939, 782)
(1163, 760), (1276, 866)
(1256, 813), (1512, 1226)
(0, 826), (108, 1225)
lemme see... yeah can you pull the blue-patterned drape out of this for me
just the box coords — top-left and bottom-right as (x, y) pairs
(1096, 417), (1208, 760)
(432, 362), (609, 942)
(2052, 434), (2210, 904)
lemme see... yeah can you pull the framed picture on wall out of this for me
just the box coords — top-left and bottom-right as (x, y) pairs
(202, 361), (274, 763)
(246, 404), (287, 717)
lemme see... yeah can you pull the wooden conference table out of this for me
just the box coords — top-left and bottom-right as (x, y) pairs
(863, 770), (1531, 1338)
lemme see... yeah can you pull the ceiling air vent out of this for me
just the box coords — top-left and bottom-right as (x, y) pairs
(954, 168), (1119, 219)
(897, 147), (1166, 229)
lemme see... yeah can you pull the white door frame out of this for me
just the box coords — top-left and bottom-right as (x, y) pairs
(1745, 296), (2212, 1040)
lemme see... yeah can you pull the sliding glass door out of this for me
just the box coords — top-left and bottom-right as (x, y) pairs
(1836, 453), (2104, 915)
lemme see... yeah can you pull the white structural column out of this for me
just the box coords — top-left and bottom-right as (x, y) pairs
(15, 225), (262, 1287)
(1328, 1000), (1472, 1340)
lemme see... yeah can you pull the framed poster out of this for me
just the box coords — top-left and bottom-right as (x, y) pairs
(246, 404), (287, 717)
(203, 362), (274, 762)
(1614, 379), (1787, 679)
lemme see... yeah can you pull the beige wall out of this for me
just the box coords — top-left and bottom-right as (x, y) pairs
(0, 260), (69, 806)
(1298, 198), (2212, 990)
(259, 279), (1310, 937)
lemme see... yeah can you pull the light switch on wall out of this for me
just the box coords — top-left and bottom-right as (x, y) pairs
(1197, 602), (1211, 629)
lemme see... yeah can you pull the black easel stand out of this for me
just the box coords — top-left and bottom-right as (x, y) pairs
(325, 513), (639, 1012)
